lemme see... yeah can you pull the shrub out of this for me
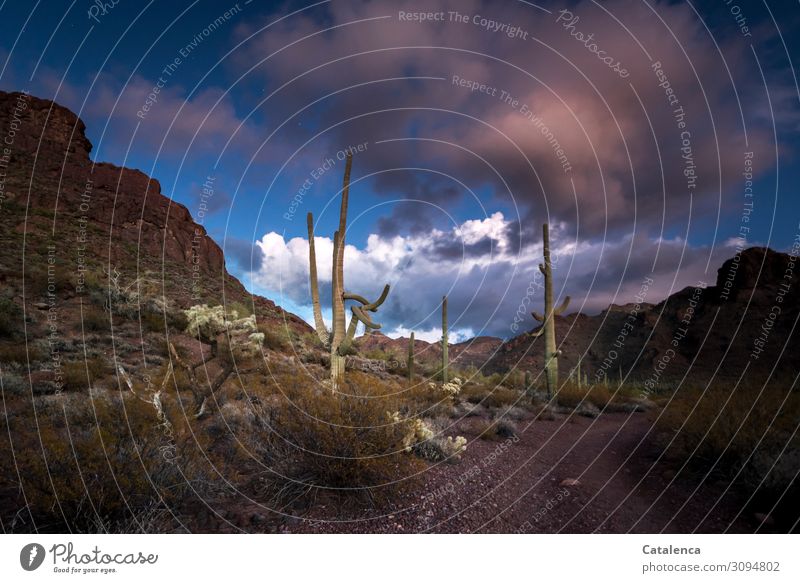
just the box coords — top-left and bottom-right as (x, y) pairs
(184, 304), (256, 343)
(61, 357), (111, 391)
(656, 384), (800, 529)
(258, 323), (290, 351)
(0, 389), (215, 532)
(466, 417), (518, 441)
(555, 382), (612, 409)
(0, 372), (27, 396)
(461, 382), (522, 409)
(0, 343), (41, 364)
(80, 307), (110, 333)
(227, 301), (253, 318)
(142, 311), (164, 333)
(0, 297), (22, 338)
(363, 348), (390, 361)
(248, 370), (422, 500)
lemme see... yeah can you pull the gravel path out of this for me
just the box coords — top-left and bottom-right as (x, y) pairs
(274, 411), (757, 533)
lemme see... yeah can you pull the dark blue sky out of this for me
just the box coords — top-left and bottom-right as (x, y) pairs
(2, 0), (799, 338)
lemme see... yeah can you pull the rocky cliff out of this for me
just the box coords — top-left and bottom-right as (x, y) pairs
(0, 89), (307, 332)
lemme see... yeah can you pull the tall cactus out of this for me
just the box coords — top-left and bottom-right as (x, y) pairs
(531, 223), (570, 400)
(407, 331), (415, 385)
(307, 154), (390, 391)
(441, 295), (449, 384)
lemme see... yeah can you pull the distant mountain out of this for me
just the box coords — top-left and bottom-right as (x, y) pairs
(357, 247), (799, 387)
(487, 246), (800, 386)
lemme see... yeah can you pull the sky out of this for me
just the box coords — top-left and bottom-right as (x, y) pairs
(1, 0), (799, 340)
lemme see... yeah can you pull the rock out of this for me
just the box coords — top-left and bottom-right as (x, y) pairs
(576, 401), (600, 418)
(560, 478), (581, 487)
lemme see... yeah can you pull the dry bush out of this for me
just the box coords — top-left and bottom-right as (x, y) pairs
(0, 389), (215, 532)
(257, 323), (291, 351)
(0, 297), (23, 338)
(460, 381), (523, 409)
(656, 383), (800, 529)
(61, 357), (112, 391)
(403, 379), (455, 418)
(462, 416), (518, 441)
(555, 382), (614, 409)
(141, 311), (165, 333)
(0, 342), (41, 364)
(246, 369), (422, 501)
(657, 385), (799, 488)
(80, 306), (110, 332)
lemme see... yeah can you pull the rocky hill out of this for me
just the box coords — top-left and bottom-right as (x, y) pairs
(0, 90), (308, 326)
(486, 246), (800, 387)
(358, 247), (799, 387)
(0, 90), (311, 397)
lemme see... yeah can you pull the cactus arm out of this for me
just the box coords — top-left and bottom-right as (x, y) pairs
(341, 284), (391, 348)
(539, 263), (546, 274)
(307, 212), (330, 346)
(343, 292), (371, 305)
(334, 154), (350, 304)
(351, 305), (381, 329)
(343, 284), (390, 311)
(555, 295), (571, 316)
(343, 312), (359, 348)
(531, 310), (545, 322)
(367, 284), (390, 310)
(530, 326), (544, 338)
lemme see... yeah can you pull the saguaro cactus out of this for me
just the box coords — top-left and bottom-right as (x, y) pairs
(407, 331), (415, 385)
(307, 154), (390, 391)
(441, 295), (449, 384)
(531, 223), (570, 400)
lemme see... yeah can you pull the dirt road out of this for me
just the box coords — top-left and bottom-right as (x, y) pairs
(277, 411), (759, 533)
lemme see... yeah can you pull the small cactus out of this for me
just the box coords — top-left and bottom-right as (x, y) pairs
(531, 223), (570, 400)
(441, 295), (449, 384)
(408, 331), (415, 385)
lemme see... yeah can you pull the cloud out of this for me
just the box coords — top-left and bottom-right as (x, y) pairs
(232, 0), (780, 244)
(225, 236), (265, 272)
(250, 211), (734, 338)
